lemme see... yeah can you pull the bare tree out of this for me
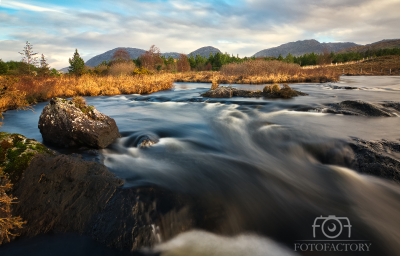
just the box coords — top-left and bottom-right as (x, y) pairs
(140, 45), (163, 71)
(19, 41), (38, 74)
(177, 54), (191, 72)
(112, 49), (131, 62)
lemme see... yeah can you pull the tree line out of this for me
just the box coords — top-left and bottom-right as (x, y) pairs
(270, 47), (400, 66)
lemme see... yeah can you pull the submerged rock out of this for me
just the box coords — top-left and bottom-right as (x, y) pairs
(38, 98), (120, 148)
(326, 100), (397, 117)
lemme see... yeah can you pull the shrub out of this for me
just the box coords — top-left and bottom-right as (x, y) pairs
(108, 62), (136, 76)
(133, 67), (153, 75)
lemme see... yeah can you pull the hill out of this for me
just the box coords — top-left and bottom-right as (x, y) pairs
(85, 47), (146, 67)
(188, 46), (222, 58)
(337, 39), (400, 54)
(84, 46), (222, 67)
(253, 39), (359, 58)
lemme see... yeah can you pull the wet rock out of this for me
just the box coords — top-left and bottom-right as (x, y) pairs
(381, 101), (400, 112)
(349, 138), (400, 183)
(203, 87), (234, 98)
(326, 100), (396, 117)
(38, 98), (121, 148)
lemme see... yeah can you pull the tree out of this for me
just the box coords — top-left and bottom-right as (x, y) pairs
(112, 49), (131, 62)
(177, 54), (190, 72)
(277, 54), (284, 61)
(19, 41), (38, 74)
(0, 59), (8, 75)
(68, 49), (85, 75)
(284, 53), (294, 63)
(38, 54), (50, 76)
(140, 45), (163, 71)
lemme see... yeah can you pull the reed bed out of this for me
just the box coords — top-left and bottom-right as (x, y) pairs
(0, 74), (174, 114)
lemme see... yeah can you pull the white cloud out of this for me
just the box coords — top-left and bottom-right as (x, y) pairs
(1, 0), (63, 13)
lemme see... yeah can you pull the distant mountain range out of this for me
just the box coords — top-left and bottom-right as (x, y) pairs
(337, 39), (400, 53)
(59, 39), (399, 71)
(84, 46), (222, 67)
(252, 39), (359, 58)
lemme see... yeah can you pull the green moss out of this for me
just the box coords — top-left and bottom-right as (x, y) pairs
(4, 152), (36, 183)
(0, 133), (54, 183)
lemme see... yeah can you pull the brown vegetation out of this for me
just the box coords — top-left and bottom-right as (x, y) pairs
(0, 74), (174, 115)
(140, 45), (163, 71)
(112, 49), (131, 62)
(177, 54), (191, 72)
(108, 62), (137, 76)
(176, 60), (339, 84)
(0, 168), (26, 244)
(326, 55), (400, 75)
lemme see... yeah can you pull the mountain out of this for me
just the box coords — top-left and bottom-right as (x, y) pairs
(162, 52), (181, 59)
(84, 46), (222, 67)
(189, 46), (222, 58)
(85, 47), (146, 67)
(337, 39), (400, 54)
(253, 39), (359, 58)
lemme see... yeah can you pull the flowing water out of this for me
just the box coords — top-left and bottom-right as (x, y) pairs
(1, 76), (400, 255)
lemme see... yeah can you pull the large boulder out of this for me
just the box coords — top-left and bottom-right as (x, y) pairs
(38, 98), (120, 148)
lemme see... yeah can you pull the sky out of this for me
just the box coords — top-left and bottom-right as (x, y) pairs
(1, 0), (399, 69)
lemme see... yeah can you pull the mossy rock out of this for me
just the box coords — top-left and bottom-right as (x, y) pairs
(0, 132), (54, 183)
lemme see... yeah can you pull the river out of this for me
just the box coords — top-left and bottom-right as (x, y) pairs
(1, 76), (400, 255)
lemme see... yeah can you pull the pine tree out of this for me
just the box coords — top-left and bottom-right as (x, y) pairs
(38, 54), (50, 76)
(68, 49), (85, 75)
(19, 41), (38, 74)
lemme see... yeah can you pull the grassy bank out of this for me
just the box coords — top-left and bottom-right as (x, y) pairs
(326, 55), (400, 76)
(0, 74), (175, 114)
(176, 60), (340, 84)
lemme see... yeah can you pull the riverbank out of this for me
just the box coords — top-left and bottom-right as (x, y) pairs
(0, 74), (175, 115)
(326, 55), (400, 75)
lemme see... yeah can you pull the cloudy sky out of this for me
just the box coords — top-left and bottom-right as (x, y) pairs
(1, 0), (399, 69)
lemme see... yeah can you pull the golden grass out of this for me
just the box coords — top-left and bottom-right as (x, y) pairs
(326, 55), (400, 76)
(0, 74), (175, 114)
(175, 69), (339, 85)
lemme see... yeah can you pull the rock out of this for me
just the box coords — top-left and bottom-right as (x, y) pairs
(38, 98), (121, 148)
(326, 100), (396, 117)
(349, 138), (400, 183)
(202, 87), (234, 98)
(1, 138), (197, 250)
